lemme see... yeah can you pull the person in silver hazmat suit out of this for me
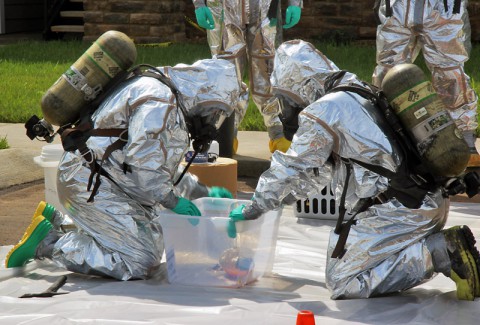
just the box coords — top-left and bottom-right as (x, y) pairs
(372, 0), (479, 163)
(5, 59), (241, 281)
(193, 0), (303, 154)
(200, 0), (224, 56)
(228, 40), (480, 300)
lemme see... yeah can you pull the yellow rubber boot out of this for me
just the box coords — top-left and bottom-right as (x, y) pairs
(442, 225), (480, 300)
(33, 201), (56, 222)
(5, 215), (53, 268)
(269, 137), (291, 153)
(233, 137), (238, 155)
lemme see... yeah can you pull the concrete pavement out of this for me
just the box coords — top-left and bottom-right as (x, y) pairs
(0, 123), (272, 190)
(0, 123), (273, 245)
(0, 121), (479, 246)
(2, 122), (479, 199)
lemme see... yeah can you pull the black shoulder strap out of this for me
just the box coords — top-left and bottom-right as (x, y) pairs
(326, 81), (441, 258)
(86, 133), (128, 202)
(327, 82), (438, 208)
(331, 157), (376, 259)
(326, 82), (421, 165)
(136, 65), (216, 185)
(58, 63), (219, 201)
(56, 66), (147, 202)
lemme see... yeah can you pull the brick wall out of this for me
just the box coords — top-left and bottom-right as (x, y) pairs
(184, 0), (480, 43)
(283, 0), (480, 43)
(283, 0), (378, 42)
(83, 0), (186, 43)
(83, 0), (480, 44)
(470, 0), (480, 41)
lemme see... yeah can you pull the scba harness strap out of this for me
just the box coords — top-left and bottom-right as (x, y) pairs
(325, 80), (480, 259)
(322, 81), (441, 259)
(60, 117), (130, 202)
(58, 64), (207, 202)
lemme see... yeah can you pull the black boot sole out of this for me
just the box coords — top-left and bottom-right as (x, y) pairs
(459, 225), (480, 297)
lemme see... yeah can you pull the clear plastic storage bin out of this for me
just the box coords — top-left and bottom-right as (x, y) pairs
(157, 197), (281, 288)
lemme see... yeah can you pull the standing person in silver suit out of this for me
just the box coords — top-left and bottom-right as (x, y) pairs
(372, 0), (479, 165)
(193, 0), (303, 154)
(229, 40), (480, 300)
(5, 59), (240, 280)
(201, 0), (223, 56)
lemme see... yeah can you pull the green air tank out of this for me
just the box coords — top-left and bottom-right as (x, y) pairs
(41, 30), (137, 126)
(381, 63), (469, 177)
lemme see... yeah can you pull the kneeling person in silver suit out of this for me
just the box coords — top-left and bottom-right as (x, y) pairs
(6, 59), (240, 280)
(228, 40), (480, 300)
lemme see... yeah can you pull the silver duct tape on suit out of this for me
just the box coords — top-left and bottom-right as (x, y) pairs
(372, 0), (478, 132)
(245, 41), (449, 298)
(54, 59), (239, 280)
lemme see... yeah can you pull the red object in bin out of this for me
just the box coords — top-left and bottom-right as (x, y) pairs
(296, 310), (315, 325)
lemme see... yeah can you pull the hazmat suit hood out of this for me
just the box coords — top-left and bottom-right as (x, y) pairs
(271, 40), (361, 108)
(162, 59), (239, 131)
(271, 40), (366, 141)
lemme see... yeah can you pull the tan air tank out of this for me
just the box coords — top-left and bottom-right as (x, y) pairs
(41, 30), (137, 126)
(381, 63), (469, 177)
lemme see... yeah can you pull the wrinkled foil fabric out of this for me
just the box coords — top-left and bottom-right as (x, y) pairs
(246, 40), (450, 299)
(271, 40), (362, 108)
(53, 59), (239, 280)
(205, 0), (224, 56)
(194, 0), (303, 139)
(372, 0), (478, 132)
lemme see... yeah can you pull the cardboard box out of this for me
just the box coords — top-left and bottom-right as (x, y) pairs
(184, 157), (238, 197)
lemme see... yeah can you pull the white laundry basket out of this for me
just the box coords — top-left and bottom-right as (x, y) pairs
(294, 182), (339, 220)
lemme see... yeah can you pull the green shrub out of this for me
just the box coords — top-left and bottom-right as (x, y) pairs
(0, 135), (9, 149)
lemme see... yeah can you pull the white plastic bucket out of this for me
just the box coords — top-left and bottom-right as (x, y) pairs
(33, 144), (66, 214)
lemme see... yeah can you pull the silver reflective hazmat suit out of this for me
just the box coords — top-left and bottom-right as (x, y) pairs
(205, 0), (223, 56)
(372, 0), (478, 133)
(193, 0), (303, 140)
(49, 59), (240, 280)
(244, 40), (450, 299)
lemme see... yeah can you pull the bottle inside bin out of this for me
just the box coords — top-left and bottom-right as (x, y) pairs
(219, 247), (254, 279)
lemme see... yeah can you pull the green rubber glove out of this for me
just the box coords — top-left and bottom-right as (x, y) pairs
(227, 204), (246, 238)
(172, 197), (202, 226)
(194, 7), (215, 30)
(283, 6), (301, 29)
(208, 186), (234, 199)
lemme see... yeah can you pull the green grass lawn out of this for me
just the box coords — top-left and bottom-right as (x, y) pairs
(0, 40), (479, 133)
(0, 41), (212, 123)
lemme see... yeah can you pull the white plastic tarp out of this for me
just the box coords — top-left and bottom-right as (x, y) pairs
(1, 200), (480, 324)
